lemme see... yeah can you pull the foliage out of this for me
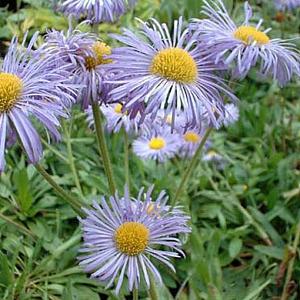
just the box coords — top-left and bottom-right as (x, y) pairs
(0, 0), (300, 299)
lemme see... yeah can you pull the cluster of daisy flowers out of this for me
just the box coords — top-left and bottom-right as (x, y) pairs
(0, 0), (299, 296)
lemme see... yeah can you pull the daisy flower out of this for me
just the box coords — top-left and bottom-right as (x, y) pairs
(192, 0), (300, 86)
(274, 0), (300, 11)
(78, 186), (190, 294)
(177, 125), (211, 158)
(0, 33), (79, 171)
(133, 124), (179, 162)
(86, 102), (140, 133)
(44, 25), (113, 108)
(59, 0), (137, 24)
(107, 17), (237, 128)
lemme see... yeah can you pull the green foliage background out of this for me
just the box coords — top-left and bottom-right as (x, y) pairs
(0, 0), (300, 299)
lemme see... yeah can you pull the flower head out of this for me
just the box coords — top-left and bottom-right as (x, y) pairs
(0, 33), (79, 171)
(44, 25), (113, 108)
(274, 0), (300, 11)
(78, 186), (190, 293)
(59, 0), (137, 24)
(86, 102), (140, 133)
(107, 17), (237, 128)
(133, 123), (179, 162)
(192, 1), (300, 86)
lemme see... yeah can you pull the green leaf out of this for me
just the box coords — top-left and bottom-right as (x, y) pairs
(229, 238), (243, 258)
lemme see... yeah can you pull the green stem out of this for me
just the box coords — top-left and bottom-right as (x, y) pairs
(172, 127), (212, 206)
(91, 102), (116, 194)
(63, 121), (84, 197)
(35, 163), (85, 216)
(0, 212), (35, 239)
(124, 130), (130, 190)
(133, 288), (138, 300)
(281, 221), (300, 300)
(149, 277), (158, 300)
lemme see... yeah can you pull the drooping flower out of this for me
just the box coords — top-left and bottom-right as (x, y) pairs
(107, 17), (237, 128)
(192, 1), (300, 86)
(274, 0), (300, 11)
(59, 0), (137, 24)
(44, 25), (113, 108)
(0, 33), (79, 171)
(78, 186), (190, 294)
(86, 102), (140, 133)
(132, 123), (179, 162)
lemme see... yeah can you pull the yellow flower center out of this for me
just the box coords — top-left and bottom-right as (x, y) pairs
(114, 103), (123, 114)
(184, 131), (200, 143)
(85, 42), (112, 70)
(115, 222), (149, 256)
(150, 48), (198, 83)
(0, 73), (23, 113)
(148, 137), (166, 150)
(234, 26), (270, 45)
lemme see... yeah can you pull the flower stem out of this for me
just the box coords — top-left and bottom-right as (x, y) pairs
(149, 276), (158, 300)
(280, 221), (300, 300)
(62, 120), (84, 198)
(172, 127), (212, 205)
(91, 102), (116, 194)
(35, 163), (85, 216)
(133, 288), (138, 300)
(124, 130), (130, 190)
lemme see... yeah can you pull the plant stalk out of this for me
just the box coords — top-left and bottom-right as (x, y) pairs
(91, 102), (116, 194)
(172, 127), (212, 205)
(124, 130), (130, 190)
(35, 163), (84, 216)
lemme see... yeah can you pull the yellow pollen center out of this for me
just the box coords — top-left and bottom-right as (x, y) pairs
(115, 222), (149, 256)
(150, 48), (198, 83)
(85, 42), (112, 70)
(234, 26), (270, 45)
(114, 103), (123, 114)
(0, 73), (23, 113)
(184, 131), (200, 143)
(148, 137), (166, 150)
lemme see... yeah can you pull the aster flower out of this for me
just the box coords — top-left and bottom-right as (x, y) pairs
(78, 186), (190, 294)
(44, 25), (113, 108)
(0, 33), (79, 171)
(133, 124), (179, 162)
(86, 102), (140, 133)
(274, 0), (300, 11)
(107, 17), (237, 128)
(192, 0), (300, 86)
(202, 149), (227, 169)
(59, 0), (137, 24)
(221, 103), (240, 127)
(177, 125), (211, 158)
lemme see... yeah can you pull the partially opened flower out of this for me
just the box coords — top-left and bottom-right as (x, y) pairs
(0, 33), (79, 171)
(78, 186), (190, 293)
(222, 103), (239, 127)
(192, 0), (300, 86)
(107, 17), (237, 128)
(133, 124), (179, 162)
(178, 125), (211, 158)
(44, 25), (113, 108)
(274, 0), (300, 11)
(86, 102), (140, 133)
(60, 0), (137, 23)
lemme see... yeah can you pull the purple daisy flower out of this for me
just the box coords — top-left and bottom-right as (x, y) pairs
(106, 17), (237, 128)
(0, 33), (79, 171)
(177, 125), (211, 158)
(44, 25), (113, 108)
(59, 0), (137, 24)
(192, 0), (300, 86)
(274, 0), (300, 11)
(133, 123), (179, 162)
(78, 186), (190, 294)
(86, 102), (140, 133)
